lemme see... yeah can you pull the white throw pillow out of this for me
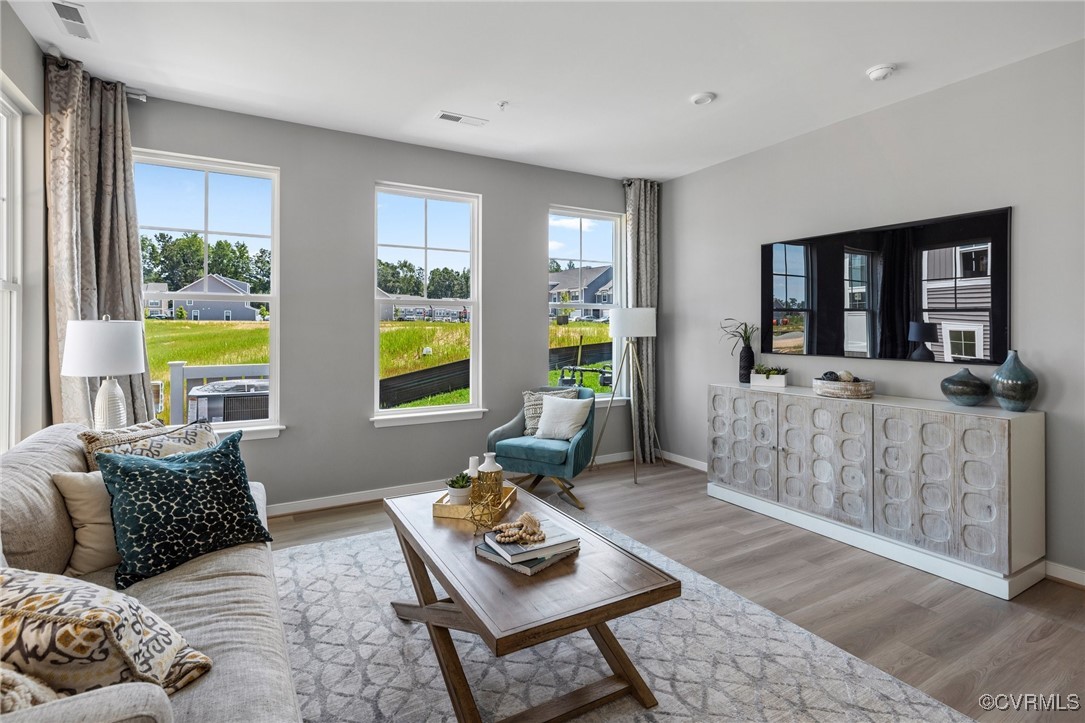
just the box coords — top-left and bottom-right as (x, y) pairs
(51, 471), (120, 577)
(535, 395), (592, 440)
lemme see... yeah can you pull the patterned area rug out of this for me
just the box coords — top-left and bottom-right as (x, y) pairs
(273, 514), (969, 722)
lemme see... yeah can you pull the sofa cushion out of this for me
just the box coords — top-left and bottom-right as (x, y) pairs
(522, 388), (578, 436)
(0, 424), (89, 574)
(495, 436), (570, 466)
(0, 568), (212, 696)
(51, 471), (120, 577)
(98, 432), (272, 590)
(79, 421), (217, 472)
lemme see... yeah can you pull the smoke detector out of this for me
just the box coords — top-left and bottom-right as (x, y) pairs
(50, 1), (96, 41)
(435, 111), (488, 127)
(866, 64), (897, 82)
(690, 92), (717, 106)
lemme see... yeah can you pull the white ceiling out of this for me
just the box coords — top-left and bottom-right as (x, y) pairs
(10, 1), (1084, 180)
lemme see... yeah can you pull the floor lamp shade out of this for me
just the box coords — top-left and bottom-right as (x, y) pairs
(61, 319), (146, 429)
(610, 308), (656, 339)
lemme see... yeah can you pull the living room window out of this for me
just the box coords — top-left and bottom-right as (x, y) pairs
(0, 92), (21, 451)
(134, 150), (279, 434)
(771, 243), (809, 354)
(547, 207), (622, 396)
(373, 183), (481, 423)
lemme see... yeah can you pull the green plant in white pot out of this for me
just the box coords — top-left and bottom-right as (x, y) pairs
(750, 363), (789, 388)
(445, 472), (472, 505)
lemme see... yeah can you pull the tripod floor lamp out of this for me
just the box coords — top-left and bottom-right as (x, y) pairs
(590, 307), (664, 485)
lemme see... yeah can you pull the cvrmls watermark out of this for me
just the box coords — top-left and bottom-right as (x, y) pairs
(978, 693), (1080, 712)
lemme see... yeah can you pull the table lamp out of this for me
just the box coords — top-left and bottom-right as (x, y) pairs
(908, 321), (939, 361)
(590, 307), (664, 485)
(61, 316), (146, 429)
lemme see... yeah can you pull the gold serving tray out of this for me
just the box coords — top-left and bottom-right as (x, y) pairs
(433, 485), (517, 520)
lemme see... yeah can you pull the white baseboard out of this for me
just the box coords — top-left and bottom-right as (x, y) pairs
(1046, 561), (1085, 587)
(660, 450), (707, 472)
(266, 479), (445, 517)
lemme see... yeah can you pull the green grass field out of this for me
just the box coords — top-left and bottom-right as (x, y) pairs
(145, 319), (613, 417)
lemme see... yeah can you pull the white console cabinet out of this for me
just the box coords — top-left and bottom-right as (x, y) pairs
(707, 383), (1046, 599)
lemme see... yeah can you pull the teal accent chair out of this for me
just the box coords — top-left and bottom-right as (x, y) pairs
(486, 386), (594, 509)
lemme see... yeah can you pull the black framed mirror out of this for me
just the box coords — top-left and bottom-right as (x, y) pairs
(760, 208), (1010, 364)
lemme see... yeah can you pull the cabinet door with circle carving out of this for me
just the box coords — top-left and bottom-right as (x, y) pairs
(707, 386), (778, 500)
(778, 395), (873, 530)
(872, 405), (956, 557)
(953, 415), (1009, 573)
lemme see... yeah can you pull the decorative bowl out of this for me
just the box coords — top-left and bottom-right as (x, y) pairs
(812, 378), (875, 399)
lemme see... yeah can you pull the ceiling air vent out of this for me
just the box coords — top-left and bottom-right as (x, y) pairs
(436, 111), (488, 127)
(51, 1), (95, 41)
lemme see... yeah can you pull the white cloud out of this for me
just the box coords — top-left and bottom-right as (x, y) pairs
(549, 216), (596, 232)
(548, 241), (565, 252)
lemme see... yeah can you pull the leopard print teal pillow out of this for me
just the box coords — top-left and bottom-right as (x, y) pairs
(97, 431), (272, 590)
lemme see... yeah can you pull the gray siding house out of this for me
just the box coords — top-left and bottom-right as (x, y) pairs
(548, 265), (613, 319)
(176, 275), (262, 321)
(921, 242), (992, 361)
(142, 282), (169, 316)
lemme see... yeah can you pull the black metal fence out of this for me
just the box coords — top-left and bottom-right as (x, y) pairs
(379, 343), (612, 408)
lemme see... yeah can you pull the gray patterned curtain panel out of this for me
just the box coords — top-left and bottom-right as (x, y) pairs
(625, 178), (660, 463)
(45, 56), (152, 426)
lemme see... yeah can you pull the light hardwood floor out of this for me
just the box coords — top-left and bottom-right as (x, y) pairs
(268, 461), (1085, 721)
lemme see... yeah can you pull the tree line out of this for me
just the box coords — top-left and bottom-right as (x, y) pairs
(141, 232), (271, 294)
(378, 259), (470, 299)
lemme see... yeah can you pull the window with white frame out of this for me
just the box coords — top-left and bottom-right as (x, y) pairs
(374, 183), (479, 416)
(940, 322), (985, 362)
(0, 92), (22, 451)
(134, 150), (278, 429)
(547, 208), (622, 395)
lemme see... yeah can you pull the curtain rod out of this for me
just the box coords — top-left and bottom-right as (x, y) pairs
(43, 47), (148, 102)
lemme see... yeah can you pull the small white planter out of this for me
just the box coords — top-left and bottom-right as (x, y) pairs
(750, 373), (788, 388)
(445, 487), (471, 505)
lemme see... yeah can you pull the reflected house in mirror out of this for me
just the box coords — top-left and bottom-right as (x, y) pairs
(760, 208), (1010, 365)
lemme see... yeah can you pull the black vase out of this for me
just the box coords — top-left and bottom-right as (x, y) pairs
(940, 367), (990, 406)
(738, 345), (754, 383)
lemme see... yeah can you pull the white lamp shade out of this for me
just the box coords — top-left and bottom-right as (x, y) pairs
(61, 320), (146, 377)
(610, 308), (656, 339)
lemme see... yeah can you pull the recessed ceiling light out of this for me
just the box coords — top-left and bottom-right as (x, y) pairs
(866, 64), (897, 82)
(690, 92), (717, 106)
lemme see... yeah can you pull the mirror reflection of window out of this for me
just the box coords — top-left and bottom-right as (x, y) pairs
(844, 251), (873, 358)
(921, 240), (992, 362)
(771, 244), (809, 354)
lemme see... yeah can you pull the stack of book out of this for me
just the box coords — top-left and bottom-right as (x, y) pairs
(475, 514), (580, 576)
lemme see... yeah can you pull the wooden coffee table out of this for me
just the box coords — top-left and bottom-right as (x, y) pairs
(384, 490), (681, 723)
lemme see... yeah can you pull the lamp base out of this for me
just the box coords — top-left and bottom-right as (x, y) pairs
(93, 377), (128, 430)
(909, 344), (935, 361)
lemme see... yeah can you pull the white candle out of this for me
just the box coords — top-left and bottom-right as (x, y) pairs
(468, 456), (479, 477)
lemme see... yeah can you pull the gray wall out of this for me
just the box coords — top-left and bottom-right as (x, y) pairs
(1, 0), (47, 438)
(128, 99), (631, 504)
(660, 41), (1084, 570)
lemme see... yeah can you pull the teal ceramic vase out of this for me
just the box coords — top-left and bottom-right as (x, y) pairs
(990, 350), (1038, 412)
(940, 368), (989, 406)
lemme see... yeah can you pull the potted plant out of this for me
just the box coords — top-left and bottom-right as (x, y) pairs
(721, 318), (758, 383)
(750, 363), (789, 388)
(445, 472), (472, 505)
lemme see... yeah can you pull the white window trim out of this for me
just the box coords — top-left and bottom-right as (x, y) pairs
(940, 321), (986, 361)
(548, 205), (626, 399)
(372, 181), (482, 424)
(134, 148), (280, 435)
(0, 91), (22, 452)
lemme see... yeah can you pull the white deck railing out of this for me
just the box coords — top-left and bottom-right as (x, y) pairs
(167, 361), (270, 425)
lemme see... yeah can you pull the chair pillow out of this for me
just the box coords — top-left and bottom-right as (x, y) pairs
(522, 389), (578, 436)
(97, 431), (272, 590)
(50, 471), (120, 577)
(535, 395), (593, 440)
(79, 420), (219, 471)
(0, 568), (212, 696)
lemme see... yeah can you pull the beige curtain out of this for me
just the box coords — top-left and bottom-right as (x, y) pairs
(46, 56), (152, 426)
(625, 178), (660, 463)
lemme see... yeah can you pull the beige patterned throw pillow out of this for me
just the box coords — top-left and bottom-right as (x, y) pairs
(79, 421), (218, 471)
(522, 389), (578, 436)
(0, 568), (212, 696)
(51, 471), (120, 577)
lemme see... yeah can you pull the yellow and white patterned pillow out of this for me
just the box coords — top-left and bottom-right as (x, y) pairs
(79, 421), (218, 471)
(0, 568), (211, 695)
